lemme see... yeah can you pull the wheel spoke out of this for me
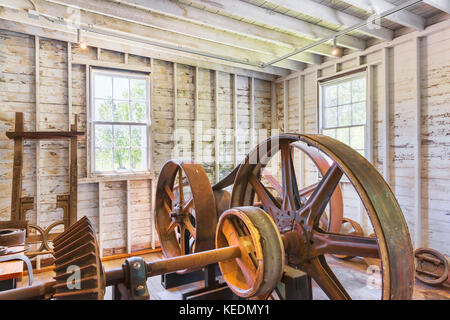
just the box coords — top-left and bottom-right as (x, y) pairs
(262, 174), (283, 198)
(280, 141), (302, 211)
(306, 255), (351, 300)
(183, 217), (196, 240)
(312, 231), (380, 258)
(179, 224), (186, 255)
(221, 218), (257, 287)
(298, 182), (319, 197)
(178, 168), (184, 204)
(182, 198), (194, 212)
(166, 220), (178, 235)
(173, 176), (188, 190)
(249, 174), (281, 219)
(163, 200), (172, 215)
(301, 163), (343, 225)
(164, 184), (175, 202)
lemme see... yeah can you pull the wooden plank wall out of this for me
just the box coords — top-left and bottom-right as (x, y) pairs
(0, 29), (273, 258)
(279, 22), (450, 255)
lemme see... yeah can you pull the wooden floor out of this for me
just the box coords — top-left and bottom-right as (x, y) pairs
(16, 252), (449, 300)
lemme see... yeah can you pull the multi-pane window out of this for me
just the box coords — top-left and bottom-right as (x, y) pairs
(320, 73), (367, 156)
(91, 69), (149, 173)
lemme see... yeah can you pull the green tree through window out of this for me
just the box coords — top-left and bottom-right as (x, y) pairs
(92, 70), (149, 173)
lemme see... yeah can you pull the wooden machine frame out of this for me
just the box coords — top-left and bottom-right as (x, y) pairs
(4, 112), (84, 258)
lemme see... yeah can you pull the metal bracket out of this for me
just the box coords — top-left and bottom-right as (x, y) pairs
(123, 257), (149, 300)
(0, 253), (33, 286)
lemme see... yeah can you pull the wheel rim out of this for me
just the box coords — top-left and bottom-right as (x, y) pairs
(230, 133), (414, 300)
(216, 206), (284, 298)
(155, 160), (217, 260)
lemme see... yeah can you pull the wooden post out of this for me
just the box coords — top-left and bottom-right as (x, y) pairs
(11, 113), (24, 221)
(86, 64), (91, 177)
(173, 62), (178, 158)
(98, 182), (104, 257)
(382, 47), (391, 185)
(194, 66), (199, 163)
(35, 35), (41, 235)
(414, 37), (423, 248)
(69, 115), (78, 227)
(366, 65), (374, 165)
(298, 75), (305, 188)
(233, 74), (238, 167)
(283, 80), (288, 132)
(214, 70), (220, 183)
(151, 178), (156, 249)
(271, 82), (277, 133)
(68, 42), (72, 131)
(249, 77), (255, 150)
(126, 180), (131, 254)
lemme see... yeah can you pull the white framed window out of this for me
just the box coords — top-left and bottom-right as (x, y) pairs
(319, 72), (367, 157)
(90, 68), (150, 174)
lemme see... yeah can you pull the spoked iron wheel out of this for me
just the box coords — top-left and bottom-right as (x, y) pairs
(259, 141), (343, 233)
(231, 134), (414, 300)
(155, 160), (217, 265)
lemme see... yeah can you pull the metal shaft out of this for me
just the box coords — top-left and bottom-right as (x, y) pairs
(147, 245), (240, 277)
(106, 245), (241, 286)
(0, 280), (56, 300)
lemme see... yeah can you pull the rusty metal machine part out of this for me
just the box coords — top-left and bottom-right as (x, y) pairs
(212, 141), (344, 233)
(155, 160), (217, 262)
(0, 227), (33, 286)
(52, 216), (105, 300)
(1, 209), (284, 300)
(290, 142), (343, 233)
(231, 133), (414, 300)
(216, 207), (284, 298)
(0, 228), (26, 247)
(414, 248), (449, 286)
(213, 189), (232, 218)
(332, 218), (364, 260)
(212, 164), (241, 191)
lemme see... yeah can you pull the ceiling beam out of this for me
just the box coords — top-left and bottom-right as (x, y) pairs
(1, 0), (307, 70)
(110, 0), (335, 58)
(423, 0), (450, 14)
(124, 0), (366, 50)
(264, 0), (393, 41)
(0, 6), (285, 78)
(342, 0), (425, 30)
(44, 0), (322, 65)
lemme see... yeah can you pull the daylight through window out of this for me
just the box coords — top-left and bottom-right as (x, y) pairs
(92, 69), (150, 173)
(320, 73), (367, 156)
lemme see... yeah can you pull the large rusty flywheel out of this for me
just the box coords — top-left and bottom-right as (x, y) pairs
(155, 160), (217, 262)
(230, 134), (415, 300)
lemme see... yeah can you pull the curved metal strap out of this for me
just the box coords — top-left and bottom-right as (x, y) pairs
(0, 253), (33, 286)
(212, 164), (241, 190)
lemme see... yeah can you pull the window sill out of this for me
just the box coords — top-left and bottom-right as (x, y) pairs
(79, 172), (155, 184)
